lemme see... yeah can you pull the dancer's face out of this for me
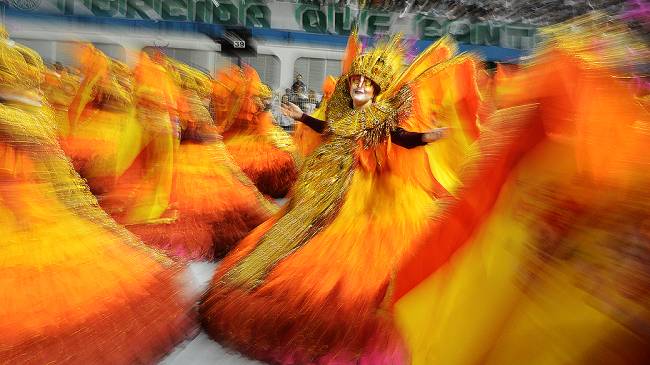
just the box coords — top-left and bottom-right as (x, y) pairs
(349, 75), (374, 109)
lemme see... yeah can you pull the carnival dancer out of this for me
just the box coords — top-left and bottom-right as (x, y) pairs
(201, 32), (481, 365)
(64, 44), (141, 194)
(212, 65), (298, 198)
(42, 63), (81, 138)
(95, 50), (186, 257)
(0, 30), (193, 364)
(128, 56), (275, 260)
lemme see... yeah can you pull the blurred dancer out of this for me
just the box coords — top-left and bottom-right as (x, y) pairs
(63, 47), (183, 254)
(128, 56), (275, 260)
(394, 12), (650, 365)
(201, 32), (481, 365)
(107, 50), (176, 225)
(212, 65), (298, 198)
(42, 63), (81, 137)
(64, 44), (140, 193)
(0, 29), (192, 364)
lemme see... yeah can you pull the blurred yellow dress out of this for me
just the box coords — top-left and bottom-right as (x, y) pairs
(394, 13), (650, 365)
(213, 65), (298, 198)
(0, 33), (192, 364)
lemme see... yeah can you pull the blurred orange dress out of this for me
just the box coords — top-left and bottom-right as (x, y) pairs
(64, 45), (140, 193)
(201, 34), (481, 365)
(213, 65), (298, 198)
(42, 65), (81, 138)
(394, 13), (650, 365)
(0, 34), (192, 364)
(127, 58), (276, 259)
(66, 49), (273, 260)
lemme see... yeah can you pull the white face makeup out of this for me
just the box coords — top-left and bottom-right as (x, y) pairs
(349, 75), (375, 109)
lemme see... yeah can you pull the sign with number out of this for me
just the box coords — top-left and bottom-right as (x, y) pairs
(220, 27), (256, 55)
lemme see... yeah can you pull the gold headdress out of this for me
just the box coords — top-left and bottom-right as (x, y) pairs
(0, 30), (46, 98)
(167, 59), (212, 98)
(257, 83), (273, 99)
(348, 34), (406, 93)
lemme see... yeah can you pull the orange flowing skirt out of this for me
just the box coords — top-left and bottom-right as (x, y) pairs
(394, 48), (650, 365)
(201, 164), (437, 364)
(0, 142), (193, 364)
(62, 108), (274, 260)
(225, 133), (297, 198)
(127, 139), (276, 260)
(59, 108), (132, 183)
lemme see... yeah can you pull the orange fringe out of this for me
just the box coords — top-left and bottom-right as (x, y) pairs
(224, 136), (296, 198)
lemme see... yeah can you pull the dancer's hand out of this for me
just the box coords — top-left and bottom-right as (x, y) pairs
(281, 101), (303, 120)
(422, 127), (450, 143)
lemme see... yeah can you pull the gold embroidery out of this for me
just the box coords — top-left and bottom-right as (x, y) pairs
(223, 135), (356, 288)
(327, 76), (413, 147)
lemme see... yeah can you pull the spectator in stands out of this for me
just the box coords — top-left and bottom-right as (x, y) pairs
(291, 74), (306, 94)
(306, 89), (318, 114)
(278, 94), (295, 132)
(289, 84), (309, 113)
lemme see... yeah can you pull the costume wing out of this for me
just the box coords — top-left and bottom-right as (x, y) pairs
(386, 37), (483, 196)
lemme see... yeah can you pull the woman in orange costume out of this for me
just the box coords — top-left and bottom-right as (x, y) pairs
(42, 64), (81, 138)
(200, 32), (481, 365)
(212, 65), (298, 198)
(95, 50), (184, 252)
(393, 13), (650, 365)
(0, 31), (192, 364)
(62, 47), (183, 255)
(64, 45), (141, 194)
(130, 56), (275, 260)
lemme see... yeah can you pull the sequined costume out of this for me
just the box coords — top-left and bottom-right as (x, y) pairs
(201, 33), (481, 364)
(0, 30), (192, 364)
(213, 65), (298, 198)
(393, 13), (650, 365)
(127, 57), (276, 260)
